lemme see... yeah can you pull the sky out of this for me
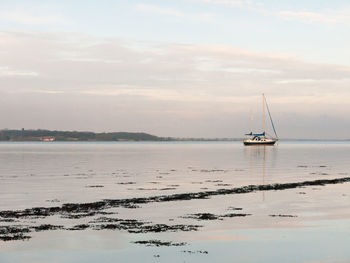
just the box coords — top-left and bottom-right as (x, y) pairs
(0, 0), (350, 139)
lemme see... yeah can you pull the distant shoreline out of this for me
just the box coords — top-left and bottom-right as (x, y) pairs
(0, 129), (348, 142)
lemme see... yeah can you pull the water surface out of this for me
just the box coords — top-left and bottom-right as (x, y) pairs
(0, 141), (349, 263)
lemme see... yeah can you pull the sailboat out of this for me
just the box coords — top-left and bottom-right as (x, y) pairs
(243, 94), (278, 146)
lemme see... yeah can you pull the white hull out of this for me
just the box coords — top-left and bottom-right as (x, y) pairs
(243, 138), (277, 145)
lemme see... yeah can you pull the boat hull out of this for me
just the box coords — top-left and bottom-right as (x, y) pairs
(243, 140), (277, 146)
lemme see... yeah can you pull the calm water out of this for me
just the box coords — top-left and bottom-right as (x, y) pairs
(0, 141), (349, 263)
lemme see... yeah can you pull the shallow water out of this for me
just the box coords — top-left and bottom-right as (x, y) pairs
(0, 141), (349, 263)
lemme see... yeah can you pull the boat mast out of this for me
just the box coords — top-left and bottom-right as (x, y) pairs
(250, 109), (253, 133)
(264, 95), (279, 139)
(262, 93), (266, 134)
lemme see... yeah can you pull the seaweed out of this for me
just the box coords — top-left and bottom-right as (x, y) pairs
(133, 240), (187, 247)
(1, 176), (349, 242)
(1, 177), (349, 220)
(183, 213), (251, 221)
(269, 214), (298, 218)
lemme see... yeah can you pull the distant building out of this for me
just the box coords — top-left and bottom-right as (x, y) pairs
(40, 136), (55, 142)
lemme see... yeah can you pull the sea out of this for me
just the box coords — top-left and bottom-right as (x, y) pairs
(0, 141), (349, 263)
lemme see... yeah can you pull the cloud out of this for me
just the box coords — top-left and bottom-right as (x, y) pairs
(1, 31), (350, 137)
(136, 3), (215, 22)
(197, 0), (350, 26)
(0, 66), (38, 77)
(278, 10), (350, 25)
(1, 31), (350, 99)
(136, 3), (184, 17)
(197, 0), (249, 6)
(0, 10), (69, 26)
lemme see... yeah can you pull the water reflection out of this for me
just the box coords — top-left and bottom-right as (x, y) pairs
(244, 146), (278, 201)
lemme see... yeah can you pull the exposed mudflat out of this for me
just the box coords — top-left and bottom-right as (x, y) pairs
(0, 176), (349, 242)
(1, 176), (349, 219)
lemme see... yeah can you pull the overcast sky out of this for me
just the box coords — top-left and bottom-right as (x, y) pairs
(1, 0), (350, 138)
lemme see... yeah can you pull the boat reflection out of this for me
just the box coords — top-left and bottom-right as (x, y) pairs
(245, 145), (277, 201)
